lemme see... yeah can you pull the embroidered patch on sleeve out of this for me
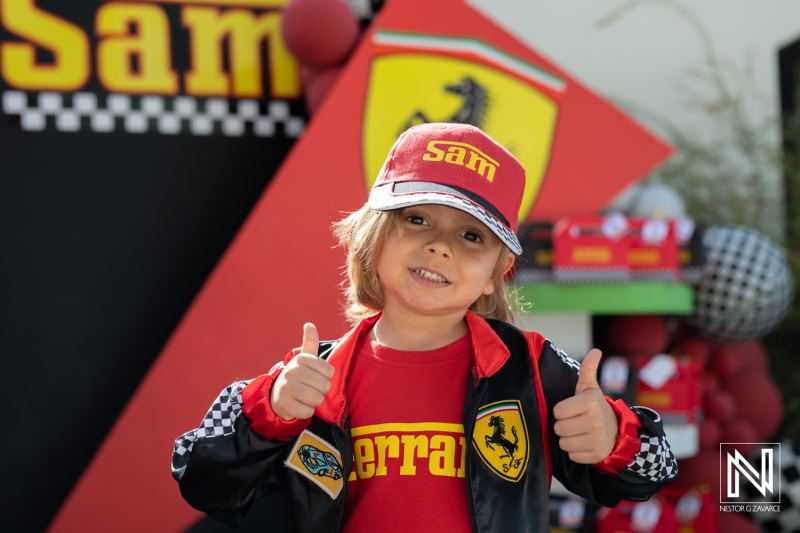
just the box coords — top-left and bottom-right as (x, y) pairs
(472, 400), (530, 482)
(285, 430), (345, 499)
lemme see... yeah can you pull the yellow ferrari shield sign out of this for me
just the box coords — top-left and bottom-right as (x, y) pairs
(363, 32), (562, 224)
(472, 400), (529, 482)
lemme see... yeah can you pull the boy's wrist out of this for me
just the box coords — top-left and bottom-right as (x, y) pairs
(593, 397), (642, 474)
(242, 371), (309, 441)
(270, 384), (296, 422)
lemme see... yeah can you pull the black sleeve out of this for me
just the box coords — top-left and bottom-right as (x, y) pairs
(538, 341), (678, 506)
(171, 381), (296, 527)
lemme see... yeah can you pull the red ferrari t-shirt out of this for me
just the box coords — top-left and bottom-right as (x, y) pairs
(343, 333), (473, 533)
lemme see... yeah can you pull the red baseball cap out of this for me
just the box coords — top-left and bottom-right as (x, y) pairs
(368, 123), (525, 255)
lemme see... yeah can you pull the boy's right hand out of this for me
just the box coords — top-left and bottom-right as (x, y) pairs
(270, 323), (335, 421)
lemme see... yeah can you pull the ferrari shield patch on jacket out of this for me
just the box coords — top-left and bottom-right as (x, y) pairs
(472, 400), (529, 482)
(285, 430), (344, 499)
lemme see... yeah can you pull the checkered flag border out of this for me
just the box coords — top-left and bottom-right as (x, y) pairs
(3, 91), (305, 138)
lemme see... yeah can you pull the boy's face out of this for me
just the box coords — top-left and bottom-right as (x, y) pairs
(376, 204), (513, 319)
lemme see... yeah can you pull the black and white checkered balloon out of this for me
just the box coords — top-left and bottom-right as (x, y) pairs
(688, 226), (793, 341)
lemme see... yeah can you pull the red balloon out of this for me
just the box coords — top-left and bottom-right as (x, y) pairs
(674, 337), (711, 370)
(606, 315), (668, 354)
(722, 419), (759, 455)
(703, 390), (737, 421)
(300, 64), (341, 114)
(673, 449), (720, 499)
(282, 0), (360, 68)
(731, 340), (770, 374)
(698, 418), (722, 449)
(718, 512), (760, 533)
(724, 374), (783, 440)
(702, 374), (720, 395)
(710, 346), (742, 379)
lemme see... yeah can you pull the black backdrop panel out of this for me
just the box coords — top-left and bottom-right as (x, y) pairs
(0, 1), (303, 530)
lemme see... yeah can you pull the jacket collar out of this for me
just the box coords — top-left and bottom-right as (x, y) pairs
(315, 310), (511, 426)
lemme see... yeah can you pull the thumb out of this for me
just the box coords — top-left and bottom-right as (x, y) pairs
(575, 349), (602, 395)
(301, 323), (319, 357)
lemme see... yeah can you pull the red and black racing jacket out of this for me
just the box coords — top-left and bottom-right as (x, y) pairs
(172, 313), (677, 532)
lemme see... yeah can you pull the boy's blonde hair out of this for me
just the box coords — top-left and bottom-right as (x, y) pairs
(333, 204), (516, 325)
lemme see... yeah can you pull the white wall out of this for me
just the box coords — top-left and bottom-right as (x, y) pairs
(469, 0), (800, 150)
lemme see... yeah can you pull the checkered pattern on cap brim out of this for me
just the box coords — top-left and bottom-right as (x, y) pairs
(369, 186), (522, 255)
(171, 380), (250, 479)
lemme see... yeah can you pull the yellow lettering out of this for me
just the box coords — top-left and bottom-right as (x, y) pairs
(466, 152), (497, 182)
(571, 246), (612, 264)
(535, 249), (553, 266)
(353, 437), (375, 479)
(444, 146), (466, 165)
(182, 6), (299, 98)
(637, 391), (673, 408)
(422, 140), (445, 162)
(0, 0), (90, 91)
(374, 435), (399, 477)
(457, 437), (467, 478)
(96, 3), (178, 95)
(428, 435), (457, 477)
(628, 249), (661, 266)
(400, 435), (428, 475)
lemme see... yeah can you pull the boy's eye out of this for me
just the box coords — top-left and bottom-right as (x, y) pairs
(406, 215), (429, 226)
(461, 230), (483, 243)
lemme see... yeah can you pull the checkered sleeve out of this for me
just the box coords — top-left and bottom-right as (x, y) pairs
(171, 380), (251, 480)
(622, 406), (678, 482)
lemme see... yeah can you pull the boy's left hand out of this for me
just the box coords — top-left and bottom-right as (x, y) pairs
(552, 349), (619, 465)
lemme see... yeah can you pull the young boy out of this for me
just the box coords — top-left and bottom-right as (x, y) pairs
(172, 123), (677, 532)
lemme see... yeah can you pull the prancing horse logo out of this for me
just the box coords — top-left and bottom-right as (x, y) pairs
(400, 76), (489, 133)
(485, 415), (522, 473)
(472, 400), (529, 482)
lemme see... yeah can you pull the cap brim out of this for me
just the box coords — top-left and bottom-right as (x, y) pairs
(369, 184), (522, 255)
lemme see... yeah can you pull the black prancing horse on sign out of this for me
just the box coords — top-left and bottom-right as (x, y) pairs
(485, 415), (522, 473)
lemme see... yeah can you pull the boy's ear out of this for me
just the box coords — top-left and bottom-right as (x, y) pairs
(482, 251), (516, 296)
(501, 252), (515, 276)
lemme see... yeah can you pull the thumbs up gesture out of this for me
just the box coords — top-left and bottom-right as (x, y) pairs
(271, 323), (335, 421)
(552, 349), (619, 464)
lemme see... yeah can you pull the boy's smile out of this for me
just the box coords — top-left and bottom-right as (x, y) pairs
(376, 204), (512, 319)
